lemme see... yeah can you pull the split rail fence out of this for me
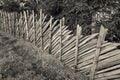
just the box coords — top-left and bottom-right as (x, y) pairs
(0, 10), (120, 80)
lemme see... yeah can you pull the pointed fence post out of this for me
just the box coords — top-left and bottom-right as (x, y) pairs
(59, 19), (63, 61)
(90, 25), (108, 80)
(24, 11), (29, 40)
(32, 10), (37, 46)
(40, 9), (43, 50)
(49, 16), (53, 54)
(8, 13), (11, 34)
(75, 25), (82, 72)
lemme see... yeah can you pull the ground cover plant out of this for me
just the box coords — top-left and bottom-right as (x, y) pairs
(0, 31), (87, 80)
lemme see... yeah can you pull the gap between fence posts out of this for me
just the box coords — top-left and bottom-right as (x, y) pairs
(90, 25), (108, 80)
(75, 25), (82, 72)
(49, 16), (53, 54)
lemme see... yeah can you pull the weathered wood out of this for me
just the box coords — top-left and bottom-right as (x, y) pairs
(75, 25), (82, 71)
(49, 16), (52, 54)
(95, 75), (120, 80)
(78, 43), (113, 64)
(24, 11), (29, 40)
(96, 64), (120, 74)
(79, 33), (99, 47)
(40, 9), (43, 50)
(62, 47), (76, 60)
(90, 26), (107, 80)
(62, 36), (75, 49)
(52, 24), (60, 35)
(95, 68), (120, 79)
(59, 19), (62, 61)
(62, 40), (76, 54)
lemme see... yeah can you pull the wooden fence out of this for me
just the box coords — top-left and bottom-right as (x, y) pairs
(0, 10), (120, 80)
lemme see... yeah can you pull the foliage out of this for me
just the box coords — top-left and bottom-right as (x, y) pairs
(1, 0), (120, 42)
(0, 32), (87, 80)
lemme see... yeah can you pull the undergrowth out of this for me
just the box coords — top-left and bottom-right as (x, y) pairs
(0, 31), (87, 80)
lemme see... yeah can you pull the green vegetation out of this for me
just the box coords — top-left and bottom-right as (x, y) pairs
(0, 31), (87, 80)
(1, 0), (120, 42)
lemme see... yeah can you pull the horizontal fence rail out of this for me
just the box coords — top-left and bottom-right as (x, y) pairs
(0, 10), (120, 80)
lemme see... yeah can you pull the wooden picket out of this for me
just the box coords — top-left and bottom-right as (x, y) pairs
(0, 10), (120, 80)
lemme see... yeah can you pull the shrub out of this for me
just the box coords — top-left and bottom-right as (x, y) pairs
(0, 32), (87, 80)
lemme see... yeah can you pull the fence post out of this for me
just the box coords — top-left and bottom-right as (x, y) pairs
(75, 25), (82, 72)
(32, 10), (36, 45)
(8, 13), (11, 35)
(6, 12), (9, 33)
(59, 19), (63, 61)
(4, 12), (7, 33)
(24, 11), (29, 40)
(90, 25), (108, 80)
(49, 16), (53, 54)
(3, 12), (6, 32)
(0, 11), (2, 30)
(13, 13), (15, 36)
(40, 9), (43, 50)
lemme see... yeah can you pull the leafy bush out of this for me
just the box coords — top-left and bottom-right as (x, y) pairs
(1, 0), (120, 42)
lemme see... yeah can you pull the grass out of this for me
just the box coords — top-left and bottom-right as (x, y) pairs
(0, 31), (87, 80)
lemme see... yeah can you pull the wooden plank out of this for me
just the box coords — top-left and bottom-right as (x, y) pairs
(62, 35), (74, 44)
(42, 15), (47, 25)
(62, 36), (75, 49)
(62, 35), (75, 46)
(78, 47), (118, 69)
(62, 47), (76, 60)
(62, 26), (69, 33)
(51, 41), (60, 52)
(52, 45), (60, 56)
(27, 14), (33, 29)
(40, 9), (43, 50)
(62, 30), (72, 38)
(79, 38), (97, 49)
(51, 19), (58, 29)
(95, 75), (120, 80)
(90, 26), (107, 80)
(52, 24), (60, 36)
(24, 11), (29, 40)
(97, 57), (120, 72)
(49, 16), (52, 54)
(52, 29), (60, 43)
(96, 64), (120, 75)
(59, 19), (62, 61)
(63, 49), (76, 62)
(77, 43), (111, 69)
(78, 43), (114, 64)
(75, 25), (82, 71)
(95, 69), (120, 79)
(79, 33), (98, 47)
(78, 39), (97, 55)
(99, 47), (119, 60)
(62, 40), (75, 54)
(42, 20), (50, 33)
(97, 52), (120, 69)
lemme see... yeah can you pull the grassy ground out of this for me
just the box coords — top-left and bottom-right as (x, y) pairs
(0, 31), (87, 80)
